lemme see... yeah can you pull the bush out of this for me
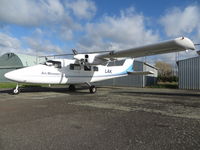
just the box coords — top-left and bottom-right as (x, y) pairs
(157, 75), (178, 82)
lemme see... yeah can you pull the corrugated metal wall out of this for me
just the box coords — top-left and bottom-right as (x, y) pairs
(178, 56), (200, 90)
(143, 63), (158, 86)
(95, 61), (158, 87)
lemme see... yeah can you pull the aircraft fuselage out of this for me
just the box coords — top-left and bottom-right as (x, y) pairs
(4, 58), (134, 85)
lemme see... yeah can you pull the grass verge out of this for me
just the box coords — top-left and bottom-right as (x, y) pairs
(147, 82), (178, 89)
(0, 82), (49, 89)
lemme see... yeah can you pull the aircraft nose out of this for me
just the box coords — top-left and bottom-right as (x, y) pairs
(4, 71), (15, 80)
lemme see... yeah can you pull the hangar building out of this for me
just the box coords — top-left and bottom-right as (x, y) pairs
(95, 61), (158, 88)
(177, 56), (200, 90)
(0, 53), (44, 82)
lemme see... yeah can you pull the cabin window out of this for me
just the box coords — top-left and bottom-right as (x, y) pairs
(107, 60), (125, 66)
(70, 64), (81, 70)
(44, 60), (61, 68)
(84, 66), (91, 71)
(93, 66), (98, 71)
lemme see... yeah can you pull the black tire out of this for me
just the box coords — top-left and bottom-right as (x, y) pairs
(69, 84), (76, 91)
(12, 88), (20, 95)
(89, 85), (97, 93)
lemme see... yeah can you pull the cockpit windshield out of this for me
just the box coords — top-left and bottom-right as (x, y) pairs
(43, 60), (61, 68)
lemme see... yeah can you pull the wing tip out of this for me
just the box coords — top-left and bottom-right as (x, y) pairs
(175, 37), (195, 50)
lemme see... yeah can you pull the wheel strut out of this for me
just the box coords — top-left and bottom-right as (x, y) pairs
(12, 83), (20, 95)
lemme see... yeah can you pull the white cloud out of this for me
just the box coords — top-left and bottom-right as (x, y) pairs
(0, 0), (96, 26)
(160, 5), (200, 37)
(0, 33), (21, 54)
(0, 33), (35, 55)
(158, 5), (199, 65)
(77, 8), (159, 51)
(0, 0), (95, 43)
(0, 0), (66, 26)
(24, 37), (63, 54)
(65, 0), (96, 19)
(0, 32), (63, 56)
(60, 28), (74, 41)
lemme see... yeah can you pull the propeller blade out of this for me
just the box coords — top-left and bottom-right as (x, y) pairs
(72, 49), (78, 55)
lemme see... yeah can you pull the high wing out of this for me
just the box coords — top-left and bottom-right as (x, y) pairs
(73, 37), (195, 65)
(98, 37), (195, 59)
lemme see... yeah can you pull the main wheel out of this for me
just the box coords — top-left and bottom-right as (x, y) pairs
(12, 88), (20, 95)
(69, 84), (76, 91)
(89, 85), (97, 93)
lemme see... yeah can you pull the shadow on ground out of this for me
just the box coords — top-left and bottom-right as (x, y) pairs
(111, 90), (200, 97)
(0, 86), (92, 95)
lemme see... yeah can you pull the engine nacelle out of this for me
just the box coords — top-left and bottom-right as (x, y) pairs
(74, 53), (107, 65)
(74, 54), (99, 65)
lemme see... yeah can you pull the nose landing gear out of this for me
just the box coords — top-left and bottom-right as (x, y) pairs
(12, 83), (20, 95)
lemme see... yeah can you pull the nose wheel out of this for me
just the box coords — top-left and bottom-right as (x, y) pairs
(12, 83), (20, 95)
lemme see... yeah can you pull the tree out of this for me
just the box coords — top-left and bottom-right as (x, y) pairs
(155, 61), (173, 77)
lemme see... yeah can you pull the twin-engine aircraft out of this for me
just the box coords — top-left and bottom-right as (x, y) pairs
(4, 37), (195, 94)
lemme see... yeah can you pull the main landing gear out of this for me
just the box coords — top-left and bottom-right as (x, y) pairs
(89, 85), (97, 93)
(86, 83), (97, 94)
(68, 83), (97, 93)
(68, 84), (76, 91)
(12, 83), (21, 95)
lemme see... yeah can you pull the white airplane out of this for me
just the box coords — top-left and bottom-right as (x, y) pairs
(4, 37), (195, 94)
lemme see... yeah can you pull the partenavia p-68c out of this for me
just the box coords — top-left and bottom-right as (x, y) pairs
(4, 37), (195, 94)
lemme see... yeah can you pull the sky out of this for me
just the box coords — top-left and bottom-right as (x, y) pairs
(0, 0), (200, 65)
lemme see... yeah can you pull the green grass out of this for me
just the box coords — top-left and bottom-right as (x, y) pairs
(147, 82), (178, 89)
(0, 82), (17, 88)
(0, 82), (67, 89)
(0, 82), (49, 89)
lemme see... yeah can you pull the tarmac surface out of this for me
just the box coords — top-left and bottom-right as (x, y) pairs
(0, 86), (200, 150)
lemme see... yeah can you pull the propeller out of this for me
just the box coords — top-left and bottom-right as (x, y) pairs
(72, 49), (88, 66)
(72, 49), (78, 55)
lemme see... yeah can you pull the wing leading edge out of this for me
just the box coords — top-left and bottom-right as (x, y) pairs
(98, 37), (195, 59)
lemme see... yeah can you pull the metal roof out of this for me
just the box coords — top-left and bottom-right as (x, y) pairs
(0, 53), (45, 68)
(177, 55), (200, 64)
(16, 53), (39, 66)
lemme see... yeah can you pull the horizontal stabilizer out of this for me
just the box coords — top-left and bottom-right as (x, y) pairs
(128, 71), (154, 75)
